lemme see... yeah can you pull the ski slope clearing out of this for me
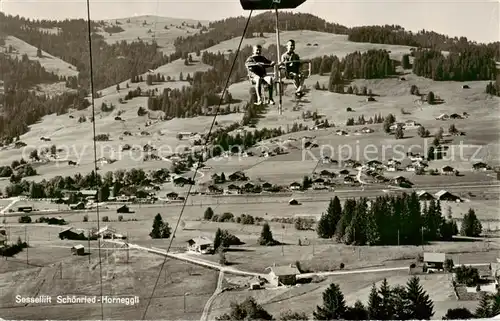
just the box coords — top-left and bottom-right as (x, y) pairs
(1, 36), (79, 78)
(99, 15), (209, 55)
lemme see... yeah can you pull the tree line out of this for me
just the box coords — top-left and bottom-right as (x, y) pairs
(0, 88), (89, 139)
(347, 25), (500, 60)
(316, 194), (461, 245)
(0, 13), (170, 92)
(0, 52), (61, 90)
(411, 49), (497, 81)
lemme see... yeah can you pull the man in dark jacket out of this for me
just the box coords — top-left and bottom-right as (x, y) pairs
(245, 45), (275, 105)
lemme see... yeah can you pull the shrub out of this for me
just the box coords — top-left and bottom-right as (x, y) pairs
(118, 215), (123, 222)
(83, 215), (88, 222)
(102, 216), (109, 222)
(339, 262), (345, 269)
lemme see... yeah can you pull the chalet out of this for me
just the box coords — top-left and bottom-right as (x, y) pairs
(262, 182), (273, 191)
(450, 113), (463, 119)
(462, 84), (470, 89)
(361, 127), (374, 133)
(339, 169), (350, 175)
(17, 206), (33, 213)
(320, 170), (336, 178)
(390, 123), (405, 131)
(435, 190), (461, 202)
(404, 120), (419, 128)
(96, 226), (126, 239)
(406, 164), (416, 172)
(387, 159), (401, 167)
(208, 185), (223, 194)
(289, 182), (302, 191)
(391, 176), (412, 187)
(385, 164), (398, 172)
(375, 175), (388, 183)
(289, 199), (300, 205)
(226, 184), (241, 194)
(344, 159), (357, 167)
(417, 190), (435, 201)
(441, 166), (455, 175)
(228, 171), (247, 182)
(266, 264), (300, 287)
(366, 160), (382, 170)
(423, 252), (446, 271)
(71, 244), (85, 256)
(117, 205), (133, 213)
(173, 177), (189, 187)
(187, 237), (213, 254)
(59, 227), (86, 240)
(166, 192), (179, 200)
(242, 182), (255, 192)
(336, 130), (348, 136)
(473, 162), (489, 171)
(366, 96), (376, 102)
(409, 154), (424, 162)
(344, 176), (355, 184)
(70, 202), (85, 210)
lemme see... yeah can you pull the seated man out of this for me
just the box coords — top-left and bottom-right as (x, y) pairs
(280, 39), (307, 97)
(245, 45), (275, 105)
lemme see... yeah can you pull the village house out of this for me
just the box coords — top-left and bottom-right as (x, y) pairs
(473, 162), (490, 171)
(441, 166), (455, 175)
(266, 264), (300, 287)
(59, 227), (87, 240)
(366, 160), (382, 170)
(404, 120), (420, 128)
(166, 192), (179, 201)
(435, 190), (461, 202)
(343, 176), (355, 184)
(187, 237), (213, 254)
(361, 127), (374, 133)
(71, 244), (85, 256)
(241, 182), (255, 193)
(417, 190), (435, 201)
(225, 184), (241, 195)
(391, 176), (412, 187)
(390, 122), (405, 131)
(117, 205), (133, 213)
(262, 182), (273, 191)
(339, 169), (350, 176)
(423, 252), (446, 271)
(229, 171), (248, 182)
(289, 182), (302, 191)
(96, 226), (126, 239)
(319, 170), (336, 178)
(289, 199), (300, 205)
(335, 130), (348, 136)
(208, 185), (223, 195)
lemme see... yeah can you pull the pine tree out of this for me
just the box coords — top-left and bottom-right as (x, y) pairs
(391, 285), (409, 320)
(313, 283), (347, 320)
(345, 300), (368, 320)
(258, 223), (275, 246)
(204, 207), (214, 220)
(475, 293), (491, 318)
(214, 228), (223, 251)
(460, 208), (482, 237)
(367, 283), (382, 320)
(149, 213), (171, 239)
(379, 278), (395, 319)
(405, 276), (434, 320)
(317, 213), (332, 238)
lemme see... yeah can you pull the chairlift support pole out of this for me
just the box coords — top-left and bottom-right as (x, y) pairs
(274, 2), (283, 115)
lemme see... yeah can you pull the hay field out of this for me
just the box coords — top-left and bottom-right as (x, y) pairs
(99, 15), (209, 55)
(1, 36), (79, 78)
(0, 245), (217, 320)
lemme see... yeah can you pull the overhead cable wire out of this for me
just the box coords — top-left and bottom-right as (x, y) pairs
(85, 0), (105, 319)
(141, 9), (254, 320)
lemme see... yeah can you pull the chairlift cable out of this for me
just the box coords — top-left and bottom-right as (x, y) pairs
(141, 9), (255, 320)
(84, 0), (105, 319)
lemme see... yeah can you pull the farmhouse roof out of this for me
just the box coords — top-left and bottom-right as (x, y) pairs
(187, 236), (213, 246)
(72, 244), (84, 250)
(442, 165), (454, 171)
(268, 265), (300, 276)
(424, 252), (445, 262)
(435, 190), (452, 197)
(59, 227), (74, 234)
(417, 190), (430, 197)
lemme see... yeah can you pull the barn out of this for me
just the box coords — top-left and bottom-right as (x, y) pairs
(266, 264), (300, 287)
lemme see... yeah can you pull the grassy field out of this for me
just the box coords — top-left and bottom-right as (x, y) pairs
(201, 30), (416, 61)
(0, 243), (217, 320)
(208, 270), (478, 320)
(1, 36), (79, 79)
(99, 15), (209, 55)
